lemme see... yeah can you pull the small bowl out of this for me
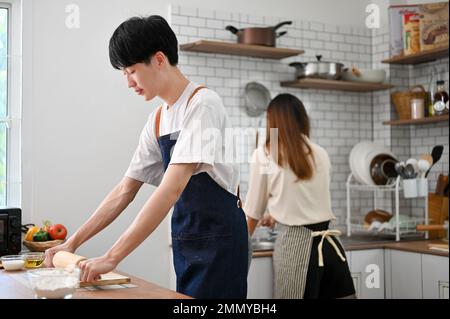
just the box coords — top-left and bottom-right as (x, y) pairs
(1, 255), (26, 271)
(342, 69), (386, 83)
(21, 252), (45, 269)
(27, 268), (80, 299)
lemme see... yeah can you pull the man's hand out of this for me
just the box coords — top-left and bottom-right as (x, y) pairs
(79, 255), (118, 282)
(44, 242), (76, 267)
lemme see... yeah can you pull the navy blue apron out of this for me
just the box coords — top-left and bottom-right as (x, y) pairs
(155, 86), (248, 299)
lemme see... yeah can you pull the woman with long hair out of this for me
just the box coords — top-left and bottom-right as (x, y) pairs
(244, 93), (355, 299)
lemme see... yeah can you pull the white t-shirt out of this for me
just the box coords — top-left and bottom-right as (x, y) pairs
(125, 82), (240, 195)
(243, 138), (336, 226)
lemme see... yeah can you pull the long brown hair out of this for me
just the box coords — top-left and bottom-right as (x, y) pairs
(265, 93), (315, 181)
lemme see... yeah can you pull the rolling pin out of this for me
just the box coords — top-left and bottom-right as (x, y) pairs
(52, 251), (87, 268)
(416, 224), (446, 231)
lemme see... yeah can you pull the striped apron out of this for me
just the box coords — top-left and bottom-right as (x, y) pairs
(273, 221), (348, 299)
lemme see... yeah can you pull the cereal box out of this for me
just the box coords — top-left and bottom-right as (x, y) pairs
(419, 2), (449, 51)
(389, 5), (419, 58)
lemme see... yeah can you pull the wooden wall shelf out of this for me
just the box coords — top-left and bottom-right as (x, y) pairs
(280, 78), (394, 92)
(382, 45), (449, 65)
(180, 40), (304, 59)
(383, 115), (449, 126)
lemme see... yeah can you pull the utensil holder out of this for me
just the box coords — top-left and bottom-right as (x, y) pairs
(417, 177), (428, 197)
(403, 178), (418, 198)
(428, 193), (449, 239)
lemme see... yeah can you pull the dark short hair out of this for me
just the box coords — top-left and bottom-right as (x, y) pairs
(109, 15), (178, 69)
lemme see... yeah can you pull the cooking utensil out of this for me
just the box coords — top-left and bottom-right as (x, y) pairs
(225, 21), (292, 47)
(418, 159), (431, 179)
(406, 158), (419, 174)
(289, 55), (345, 80)
(395, 161), (406, 179)
(417, 222), (449, 242)
(435, 174), (449, 196)
(427, 193), (449, 239)
(244, 82), (271, 117)
(404, 163), (416, 179)
(425, 145), (444, 178)
(420, 154), (433, 167)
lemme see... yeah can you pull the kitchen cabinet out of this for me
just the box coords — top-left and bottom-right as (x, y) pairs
(388, 250), (423, 299)
(247, 256), (273, 299)
(421, 254), (449, 299)
(386, 249), (449, 299)
(348, 249), (385, 299)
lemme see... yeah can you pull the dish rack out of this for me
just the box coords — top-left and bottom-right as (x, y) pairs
(346, 174), (429, 241)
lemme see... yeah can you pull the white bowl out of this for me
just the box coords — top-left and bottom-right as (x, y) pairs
(1, 255), (25, 271)
(342, 69), (386, 83)
(27, 268), (80, 299)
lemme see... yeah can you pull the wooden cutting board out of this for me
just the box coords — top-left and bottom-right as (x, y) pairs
(52, 251), (131, 287)
(79, 271), (131, 287)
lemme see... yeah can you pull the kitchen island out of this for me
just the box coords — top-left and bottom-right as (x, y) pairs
(0, 268), (192, 299)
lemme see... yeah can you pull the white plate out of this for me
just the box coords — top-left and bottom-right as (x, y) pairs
(350, 141), (373, 185)
(350, 141), (397, 185)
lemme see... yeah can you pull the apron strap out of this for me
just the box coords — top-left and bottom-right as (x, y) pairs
(154, 85), (242, 206)
(155, 85), (207, 139)
(237, 185), (242, 208)
(311, 229), (346, 267)
(155, 105), (163, 139)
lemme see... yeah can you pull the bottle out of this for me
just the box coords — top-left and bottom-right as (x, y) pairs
(433, 80), (449, 116)
(427, 76), (436, 116)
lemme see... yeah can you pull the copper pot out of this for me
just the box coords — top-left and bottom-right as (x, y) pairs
(225, 21), (292, 47)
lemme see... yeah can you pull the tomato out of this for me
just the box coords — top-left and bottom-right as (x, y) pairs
(48, 224), (68, 240)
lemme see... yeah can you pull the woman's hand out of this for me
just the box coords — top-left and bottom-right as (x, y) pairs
(258, 214), (276, 229)
(79, 255), (118, 283)
(44, 241), (76, 267)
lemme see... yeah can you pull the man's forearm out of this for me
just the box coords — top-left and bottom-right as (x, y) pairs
(67, 178), (142, 250)
(104, 164), (196, 264)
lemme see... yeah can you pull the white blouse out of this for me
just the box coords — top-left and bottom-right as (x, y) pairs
(243, 138), (336, 226)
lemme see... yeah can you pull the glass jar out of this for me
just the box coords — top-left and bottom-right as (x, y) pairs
(433, 80), (449, 116)
(21, 252), (45, 269)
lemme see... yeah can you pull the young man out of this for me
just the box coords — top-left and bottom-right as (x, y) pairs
(44, 15), (248, 299)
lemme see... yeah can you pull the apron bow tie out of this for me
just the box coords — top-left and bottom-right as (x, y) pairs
(311, 229), (346, 267)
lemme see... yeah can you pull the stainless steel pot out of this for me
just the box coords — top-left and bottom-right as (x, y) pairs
(289, 55), (345, 80)
(225, 21), (292, 47)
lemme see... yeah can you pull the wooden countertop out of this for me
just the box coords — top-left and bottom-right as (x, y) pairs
(0, 268), (192, 299)
(252, 239), (449, 258)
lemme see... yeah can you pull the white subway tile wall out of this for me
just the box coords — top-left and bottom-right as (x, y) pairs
(171, 5), (448, 227)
